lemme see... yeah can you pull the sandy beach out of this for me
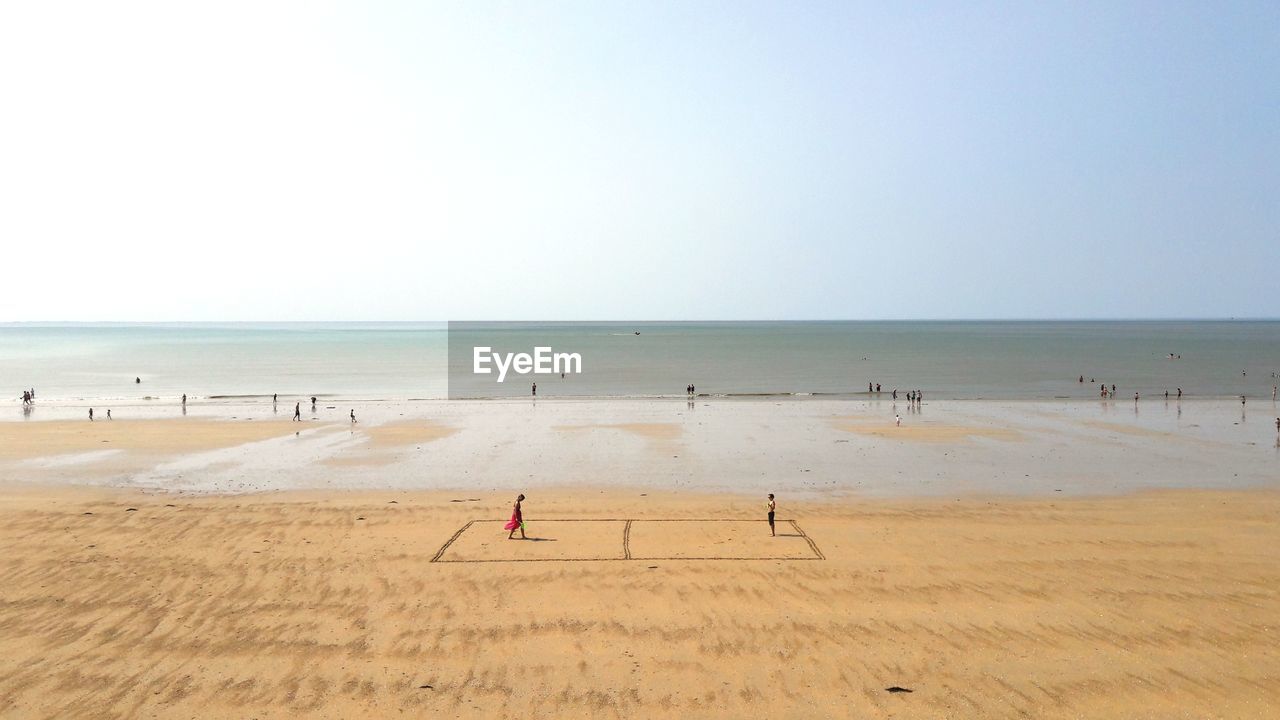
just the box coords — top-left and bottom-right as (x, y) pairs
(2, 398), (1279, 717)
(0, 485), (1276, 718)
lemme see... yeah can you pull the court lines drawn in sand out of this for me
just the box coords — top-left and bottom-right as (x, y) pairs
(431, 518), (825, 563)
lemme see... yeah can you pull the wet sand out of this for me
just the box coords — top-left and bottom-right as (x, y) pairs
(0, 486), (1277, 718)
(3, 398), (1277, 497)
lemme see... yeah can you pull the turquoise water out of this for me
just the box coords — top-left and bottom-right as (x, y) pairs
(2, 321), (1278, 402)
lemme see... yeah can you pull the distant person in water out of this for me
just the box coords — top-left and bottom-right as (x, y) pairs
(293, 402), (301, 421)
(767, 494), (776, 536)
(273, 393), (278, 403)
(1275, 418), (1279, 432)
(135, 377), (140, 384)
(181, 394), (187, 405)
(532, 383), (537, 397)
(311, 396), (317, 409)
(1177, 388), (1182, 399)
(350, 409), (356, 424)
(892, 389), (897, 400)
(1134, 393), (1139, 403)
(505, 494), (526, 539)
(868, 383), (873, 393)
(876, 383), (881, 393)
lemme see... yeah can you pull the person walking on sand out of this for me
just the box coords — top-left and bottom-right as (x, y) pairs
(350, 409), (356, 424)
(895, 414), (901, 427)
(88, 408), (94, 421)
(293, 402), (301, 421)
(106, 409), (112, 420)
(505, 494), (526, 539)
(767, 494), (776, 536)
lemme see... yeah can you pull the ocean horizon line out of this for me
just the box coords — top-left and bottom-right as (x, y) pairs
(4, 317), (1279, 326)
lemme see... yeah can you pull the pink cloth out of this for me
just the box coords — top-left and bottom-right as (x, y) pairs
(503, 508), (523, 531)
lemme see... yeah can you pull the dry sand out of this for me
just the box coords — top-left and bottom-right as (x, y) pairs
(1, 485), (1277, 718)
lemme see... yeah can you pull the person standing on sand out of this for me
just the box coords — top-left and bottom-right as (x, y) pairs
(350, 409), (356, 424)
(88, 408), (93, 421)
(505, 494), (526, 539)
(293, 402), (301, 421)
(895, 414), (901, 427)
(767, 494), (776, 536)
(532, 383), (537, 397)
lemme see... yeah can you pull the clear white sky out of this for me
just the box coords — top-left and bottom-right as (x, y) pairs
(1, 1), (1276, 321)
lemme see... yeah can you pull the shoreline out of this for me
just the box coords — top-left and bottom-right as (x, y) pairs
(9, 389), (1279, 407)
(2, 397), (1276, 498)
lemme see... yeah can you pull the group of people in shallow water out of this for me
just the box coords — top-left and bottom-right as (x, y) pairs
(504, 492), (782, 540)
(868, 384), (923, 406)
(1082, 375), (1187, 402)
(19, 388), (35, 406)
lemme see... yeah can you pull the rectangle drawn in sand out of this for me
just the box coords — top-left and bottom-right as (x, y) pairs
(432, 519), (823, 563)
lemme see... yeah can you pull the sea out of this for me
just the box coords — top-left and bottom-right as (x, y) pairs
(2, 321), (1278, 404)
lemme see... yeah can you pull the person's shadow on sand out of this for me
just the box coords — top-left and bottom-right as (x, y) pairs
(518, 537), (556, 542)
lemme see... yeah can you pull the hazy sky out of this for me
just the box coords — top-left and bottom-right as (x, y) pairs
(1, 1), (1276, 320)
